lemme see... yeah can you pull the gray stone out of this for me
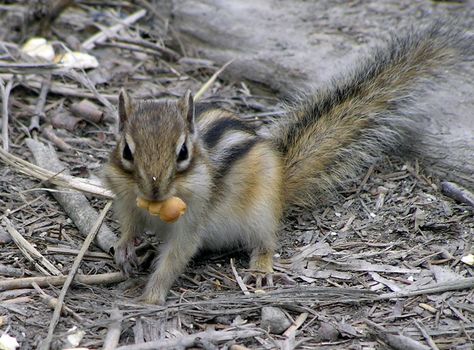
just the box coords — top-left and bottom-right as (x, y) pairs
(261, 307), (291, 334)
(318, 322), (339, 341)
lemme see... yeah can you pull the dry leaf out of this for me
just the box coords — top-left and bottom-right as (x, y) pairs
(0, 333), (19, 350)
(461, 254), (474, 266)
(21, 37), (55, 61)
(55, 52), (99, 69)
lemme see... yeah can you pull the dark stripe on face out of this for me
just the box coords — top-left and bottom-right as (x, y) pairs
(215, 138), (259, 181)
(202, 118), (256, 149)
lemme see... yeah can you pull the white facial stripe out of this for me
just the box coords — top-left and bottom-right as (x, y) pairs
(124, 133), (136, 154)
(176, 133), (193, 172)
(176, 133), (186, 155)
(138, 167), (147, 183)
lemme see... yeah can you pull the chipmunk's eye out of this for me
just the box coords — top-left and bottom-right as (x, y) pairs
(177, 143), (188, 162)
(122, 142), (133, 162)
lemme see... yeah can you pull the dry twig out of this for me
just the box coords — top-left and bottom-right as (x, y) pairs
(0, 263), (23, 277)
(0, 145), (113, 198)
(0, 76), (14, 151)
(281, 312), (309, 350)
(40, 201), (113, 350)
(414, 320), (440, 350)
(32, 282), (83, 322)
(42, 125), (72, 152)
(29, 75), (51, 134)
(283, 312), (308, 338)
(103, 308), (123, 350)
(365, 319), (430, 350)
(82, 9), (147, 50)
(194, 60), (234, 102)
(2, 217), (61, 276)
(114, 36), (180, 61)
(0, 272), (125, 291)
(115, 329), (263, 350)
(230, 258), (250, 295)
(441, 181), (474, 208)
(378, 277), (474, 299)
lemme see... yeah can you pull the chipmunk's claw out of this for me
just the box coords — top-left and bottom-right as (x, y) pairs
(241, 249), (295, 289)
(242, 271), (272, 288)
(114, 240), (139, 277)
(243, 271), (296, 289)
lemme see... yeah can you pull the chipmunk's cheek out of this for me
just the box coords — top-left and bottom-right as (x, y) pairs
(165, 184), (177, 199)
(135, 181), (153, 201)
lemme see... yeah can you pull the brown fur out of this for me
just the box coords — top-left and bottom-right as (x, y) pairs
(272, 22), (473, 207)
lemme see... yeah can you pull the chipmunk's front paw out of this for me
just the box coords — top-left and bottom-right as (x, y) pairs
(243, 271), (296, 288)
(243, 250), (296, 288)
(114, 240), (138, 276)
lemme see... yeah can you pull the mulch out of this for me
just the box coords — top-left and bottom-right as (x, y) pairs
(0, 2), (472, 349)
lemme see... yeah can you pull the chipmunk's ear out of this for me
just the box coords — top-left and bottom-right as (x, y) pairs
(179, 90), (195, 132)
(118, 88), (133, 130)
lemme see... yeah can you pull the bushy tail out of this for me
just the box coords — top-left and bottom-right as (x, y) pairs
(271, 22), (473, 207)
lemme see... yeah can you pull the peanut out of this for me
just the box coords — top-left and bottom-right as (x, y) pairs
(136, 196), (186, 223)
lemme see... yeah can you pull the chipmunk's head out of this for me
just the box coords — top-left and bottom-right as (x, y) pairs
(107, 89), (197, 201)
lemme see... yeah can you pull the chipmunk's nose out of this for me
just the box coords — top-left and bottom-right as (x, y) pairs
(149, 177), (168, 201)
(151, 186), (161, 201)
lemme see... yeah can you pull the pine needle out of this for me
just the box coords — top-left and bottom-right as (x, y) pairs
(194, 59), (234, 102)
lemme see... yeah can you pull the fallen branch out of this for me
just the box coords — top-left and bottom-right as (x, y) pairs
(115, 329), (263, 350)
(0, 272), (125, 291)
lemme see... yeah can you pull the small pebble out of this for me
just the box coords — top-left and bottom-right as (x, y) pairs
(0, 226), (12, 244)
(318, 322), (339, 341)
(261, 306), (291, 334)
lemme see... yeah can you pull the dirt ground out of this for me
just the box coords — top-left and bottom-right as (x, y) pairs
(0, 1), (473, 349)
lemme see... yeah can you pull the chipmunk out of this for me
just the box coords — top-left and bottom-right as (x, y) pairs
(103, 22), (473, 304)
